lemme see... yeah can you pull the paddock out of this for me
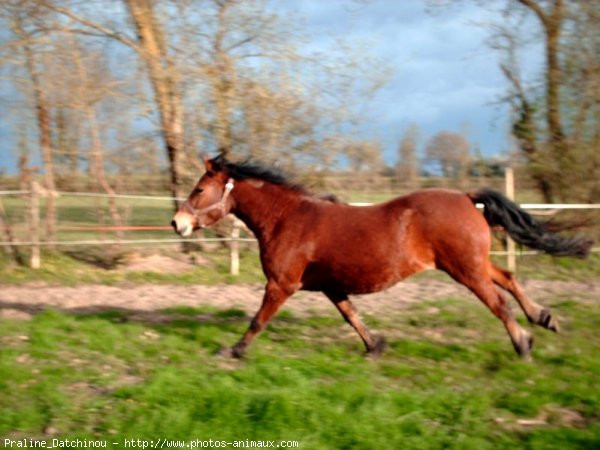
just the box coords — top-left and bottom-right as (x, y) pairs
(1, 270), (600, 448)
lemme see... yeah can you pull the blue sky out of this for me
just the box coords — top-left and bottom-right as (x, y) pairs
(277, 0), (542, 163)
(0, 0), (542, 173)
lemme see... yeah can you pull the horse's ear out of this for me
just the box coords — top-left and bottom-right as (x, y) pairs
(202, 154), (213, 172)
(202, 153), (226, 173)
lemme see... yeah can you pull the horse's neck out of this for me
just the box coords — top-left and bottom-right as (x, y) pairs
(231, 181), (300, 241)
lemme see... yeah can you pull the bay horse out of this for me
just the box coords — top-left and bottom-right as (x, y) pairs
(171, 155), (592, 359)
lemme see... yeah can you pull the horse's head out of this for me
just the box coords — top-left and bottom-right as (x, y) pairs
(171, 156), (234, 237)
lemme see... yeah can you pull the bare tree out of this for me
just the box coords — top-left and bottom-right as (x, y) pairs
(344, 140), (383, 173)
(507, 0), (565, 201)
(5, 0), (390, 204)
(429, 0), (600, 200)
(69, 36), (124, 237)
(124, 0), (184, 207)
(559, 1), (600, 201)
(7, 3), (57, 241)
(490, 0), (600, 201)
(396, 124), (420, 190)
(517, 0), (565, 149)
(0, 198), (25, 265)
(207, 0), (237, 155)
(425, 131), (470, 181)
(41, 0), (185, 209)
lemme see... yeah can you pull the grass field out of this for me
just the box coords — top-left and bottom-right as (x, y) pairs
(1, 271), (599, 448)
(1, 192), (599, 449)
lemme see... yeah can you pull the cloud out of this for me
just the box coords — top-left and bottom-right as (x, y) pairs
(277, 0), (516, 160)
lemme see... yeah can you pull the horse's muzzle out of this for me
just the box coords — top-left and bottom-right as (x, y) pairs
(171, 214), (194, 237)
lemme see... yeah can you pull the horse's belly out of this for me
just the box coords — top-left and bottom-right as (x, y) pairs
(302, 268), (398, 294)
(301, 257), (430, 295)
(301, 205), (435, 294)
(339, 274), (401, 295)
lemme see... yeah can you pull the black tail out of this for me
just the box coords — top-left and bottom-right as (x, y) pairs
(468, 188), (593, 259)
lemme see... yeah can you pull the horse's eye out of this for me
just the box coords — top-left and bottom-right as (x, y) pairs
(193, 187), (204, 195)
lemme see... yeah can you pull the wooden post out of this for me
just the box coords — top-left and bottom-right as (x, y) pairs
(230, 217), (241, 276)
(505, 167), (516, 272)
(29, 181), (41, 269)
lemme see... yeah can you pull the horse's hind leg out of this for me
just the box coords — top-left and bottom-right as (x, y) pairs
(325, 291), (387, 355)
(477, 281), (533, 358)
(451, 272), (533, 359)
(489, 264), (559, 332)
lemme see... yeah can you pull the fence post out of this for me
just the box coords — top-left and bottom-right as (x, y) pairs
(505, 167), (516, 272)
(230, 217), (241, 276)
(29, 181), (41, 269)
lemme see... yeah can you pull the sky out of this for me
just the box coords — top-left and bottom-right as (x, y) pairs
(0, 0), (542, 173)
(277, 0), (541, 164)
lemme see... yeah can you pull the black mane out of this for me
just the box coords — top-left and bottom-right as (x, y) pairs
(210, 155), (342, 203)
(211, 156), (309, 194)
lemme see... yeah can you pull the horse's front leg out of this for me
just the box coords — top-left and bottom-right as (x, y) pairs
(325, 291), (387, 355)
(220, 279), (294, 358)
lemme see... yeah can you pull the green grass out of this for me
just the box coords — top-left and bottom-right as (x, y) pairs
(512, 253), (600, 281)
(1, 291), (599, 449)
(0, 248), (266, 286)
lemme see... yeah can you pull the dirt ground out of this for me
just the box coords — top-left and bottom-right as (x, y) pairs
(1, 276), (599, 323)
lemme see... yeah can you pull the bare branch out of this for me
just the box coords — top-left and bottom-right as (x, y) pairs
(516, 0), (548, 26)
(0, 35), (48, 52)
(39, 1), (141, 52)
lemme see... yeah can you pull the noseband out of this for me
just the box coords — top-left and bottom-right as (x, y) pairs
(181, 178), (235, 220)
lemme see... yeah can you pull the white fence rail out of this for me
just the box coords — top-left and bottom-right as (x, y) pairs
(0, 180), (599, 274)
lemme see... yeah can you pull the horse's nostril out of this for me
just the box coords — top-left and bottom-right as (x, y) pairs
(170, 220), (177, 230)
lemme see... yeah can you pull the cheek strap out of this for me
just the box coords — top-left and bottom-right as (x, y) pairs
(181, 178), (234, 218)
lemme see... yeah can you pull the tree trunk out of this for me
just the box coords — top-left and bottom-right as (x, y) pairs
(125, 0), (184, 211)
(16, 16), (57, 242)
(544, 0), (565, 148)
(87, 106), (125, 240)
(0, 198), (25, 265)
(209, 0), (236, 157)
(516, 0), (567, 202)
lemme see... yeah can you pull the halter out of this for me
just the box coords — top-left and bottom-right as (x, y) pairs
(181, 178), (235, 219)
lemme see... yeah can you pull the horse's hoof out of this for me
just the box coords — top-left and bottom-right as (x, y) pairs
(538, 308), (560, 333)
(217, 346), (245, 359)
(367, 335), (387, 357)
(547, 316), (560, 333)
(514, 332), (534, 361)
(217, 347), (234, 358)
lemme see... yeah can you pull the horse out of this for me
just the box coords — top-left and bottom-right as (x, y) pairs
(171, 155), (593, 359)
